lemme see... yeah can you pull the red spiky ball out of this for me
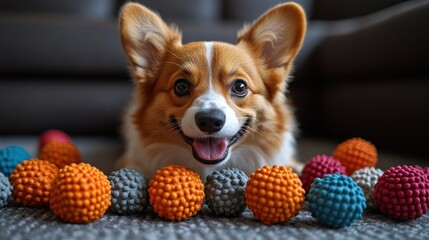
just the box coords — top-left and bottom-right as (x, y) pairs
(374, 165), (429, 220)
(300, 155), (347, 192)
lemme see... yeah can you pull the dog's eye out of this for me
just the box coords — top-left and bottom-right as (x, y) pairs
(174, 78), (191, 97)
(231, 79), (248, 97)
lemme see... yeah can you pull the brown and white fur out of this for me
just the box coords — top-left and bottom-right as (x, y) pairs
(118, 2), (307, 180)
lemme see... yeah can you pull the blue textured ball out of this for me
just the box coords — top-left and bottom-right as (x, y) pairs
(204, 168), (248, 217)
(307, 173), (366, 228)
(108, 168), (149, 215)
(0, 146), (31, 178)
(0, 172), (13, 208)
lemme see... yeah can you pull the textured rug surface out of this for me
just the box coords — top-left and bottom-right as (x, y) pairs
(1, 136), (428, 240)
(1, 205), (428, 240)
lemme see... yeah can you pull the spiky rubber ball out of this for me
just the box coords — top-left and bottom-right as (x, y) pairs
(0, 146), (31, 178)
(10, 159), (59, 207)
(245, 165), (305, 225)
(0, 172), (13, 208)
(307, 173), (366, 228)
(50, 163), (111, 223)
(204, 168), (248, 217)
(374, 165), (429, 220)
(39, 141), (81, 169)
(333, 138), (378, 175)
(149, 165), (205, 221)
(108, 168), (149, 214)
(300, 154), (347, 192)
(351, 167), (384, 210)
(415, 165), (429, 178)
(39, 129), (72, 150)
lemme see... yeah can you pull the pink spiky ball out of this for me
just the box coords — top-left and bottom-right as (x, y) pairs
(39, 129), (72, 150)
(300, 155), (347, 192)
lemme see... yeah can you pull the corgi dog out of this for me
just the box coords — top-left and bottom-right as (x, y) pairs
(118, 2), (307, 180)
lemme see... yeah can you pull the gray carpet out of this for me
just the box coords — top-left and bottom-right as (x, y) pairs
(1, 205), (428, 240)
(1, 136), (428, 240)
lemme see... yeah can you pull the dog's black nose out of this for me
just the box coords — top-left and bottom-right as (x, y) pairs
(195, 109), (226, 134)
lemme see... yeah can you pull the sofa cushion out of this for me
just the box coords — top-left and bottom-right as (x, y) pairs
(312, 0), (405, 20)
(130, 0), (221, 22)
(318, 1), (429, 81)
(0, 16), (127, 78)
(0, 80), (132, 136)
(223, 0), (313, 21)
(0, 0), (115, 19)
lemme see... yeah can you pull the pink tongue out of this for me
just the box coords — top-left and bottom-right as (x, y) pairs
(193, 138), (228, 161)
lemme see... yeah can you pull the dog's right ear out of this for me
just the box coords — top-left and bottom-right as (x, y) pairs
(119, 3), (182, 82)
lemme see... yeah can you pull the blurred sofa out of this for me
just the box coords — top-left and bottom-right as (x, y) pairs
(0, 0), (428, 169)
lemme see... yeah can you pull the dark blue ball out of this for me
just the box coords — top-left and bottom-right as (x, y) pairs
(307, 173), (366, 228)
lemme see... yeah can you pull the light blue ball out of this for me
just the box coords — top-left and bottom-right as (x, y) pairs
(0, 172), (13, 208)
(307, 173), (366, 228)
(0, 146), (31, 178)
(108, 168), (149, 215)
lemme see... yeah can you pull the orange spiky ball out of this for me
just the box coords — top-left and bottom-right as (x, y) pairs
(149, 165), (205, 221)
(245, 165), (305, 225)
(50, 163), (111, 224)
(10, 159), (59, 208)
(333, 138), (378, 175)
(39, 141), (81, 169)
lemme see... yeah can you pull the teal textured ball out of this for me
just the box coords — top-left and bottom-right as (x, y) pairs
(0, 172), (13, 208)
(307, 173), (366, 228)
(108, 168), (149, 214)
(0, 146), (31, 178)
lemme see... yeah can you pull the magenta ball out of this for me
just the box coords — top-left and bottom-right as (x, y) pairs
(374, 165), (429, 220)
(39, 129), (72, 149)
(300, 154), (347, 192)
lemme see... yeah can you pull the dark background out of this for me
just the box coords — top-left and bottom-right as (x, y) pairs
(0, 0), (428, 159)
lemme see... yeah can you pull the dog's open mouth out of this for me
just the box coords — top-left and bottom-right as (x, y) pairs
(170, 117), (250, 165)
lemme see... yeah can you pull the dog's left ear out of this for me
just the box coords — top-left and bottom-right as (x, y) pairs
(237, 3), (306, 72)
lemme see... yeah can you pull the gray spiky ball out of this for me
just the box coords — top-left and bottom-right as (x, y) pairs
(351, 167), (384, 210)
(205, 168), (248, 217)
(0, 172), (13, 208)
(108, 168), (149, 214)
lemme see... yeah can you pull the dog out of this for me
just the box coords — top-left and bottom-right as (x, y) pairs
(118, 2), (307, 180)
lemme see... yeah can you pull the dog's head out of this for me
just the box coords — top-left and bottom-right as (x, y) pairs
(119, 3), (306, 167)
